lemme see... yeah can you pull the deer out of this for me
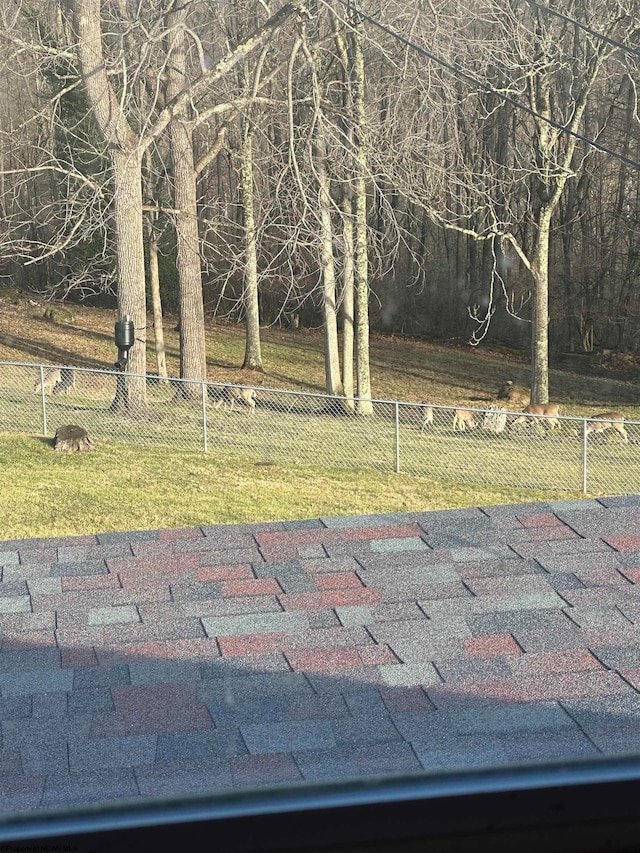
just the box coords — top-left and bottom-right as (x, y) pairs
(453, 409), (477, 431)
(419, 403), (434, 432)
(510, 403), (561, 432)
(209, 384), (256, 413)
(34, 368), (74, 396)
(585, 411), (628, 443)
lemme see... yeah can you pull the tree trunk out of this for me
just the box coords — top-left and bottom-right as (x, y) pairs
(341, 192), (355, 412)
(240, 123), (264, 371)
(146, 218), (168, 383)
(71, 0), (147, 412)
(530, 209), (552, 404)
(350, 5), (372, 416)
(111, 148), (147, 412)
(165, 9), (207, 395)
(316, 127), (343, 397)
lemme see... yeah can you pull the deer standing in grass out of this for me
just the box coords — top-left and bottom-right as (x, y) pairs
(209, 385), (256, 413)
(453, 409), (476, 431)
(420, 403), (434, 432)
(511, 403), (561, 432)
(586, 412), (628, 443)
(33, 368), (75, 396)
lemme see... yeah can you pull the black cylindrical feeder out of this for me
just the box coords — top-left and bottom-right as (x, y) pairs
(114, 315), (135, 369)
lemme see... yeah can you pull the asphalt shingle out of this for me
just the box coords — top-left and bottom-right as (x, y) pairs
(3, 497), (640, 814)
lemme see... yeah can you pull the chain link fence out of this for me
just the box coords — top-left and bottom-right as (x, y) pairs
(1, 360), (638, 494)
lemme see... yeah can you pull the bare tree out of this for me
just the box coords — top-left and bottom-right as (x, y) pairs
(67, 0), (304, 409)
(300, 22), (344, 397)
(164, 0), (207, 394)
(348, 0), (373, 415)
(370, 0), (637, 402)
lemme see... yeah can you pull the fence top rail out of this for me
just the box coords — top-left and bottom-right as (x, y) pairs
(2, 359), (639, 425)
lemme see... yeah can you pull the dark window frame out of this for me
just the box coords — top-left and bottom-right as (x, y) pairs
(2, 755), (640, 852)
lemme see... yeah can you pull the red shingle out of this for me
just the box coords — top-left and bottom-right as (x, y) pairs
(341, 524), (423, 541)
(508, 649), (604, 677)
(463, 634), (521, 656)
(220, 578), (281, 597)
(357, 645), (397, 666)
(61, 647), (98, 668)
(285, 648), (363, 671)
(604, 535), (640, 552)
(619, 566), (640, 584)
(1, 631), (56, 650)
(196, 565), (254, 582)
(279, 588), (381, 611)
(218, 632), (287, 657)
(313, 573), (363, 590)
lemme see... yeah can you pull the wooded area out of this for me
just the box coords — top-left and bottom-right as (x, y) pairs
(0, 0), (638, 407)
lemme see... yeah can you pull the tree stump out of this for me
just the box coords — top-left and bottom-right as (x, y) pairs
(481, 406), (508, 434)
(53, 424), (93, 452)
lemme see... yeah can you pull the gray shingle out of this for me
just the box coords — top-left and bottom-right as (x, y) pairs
(598, 496), (640, 508)
(536, 553), (624, 574)
(129, 660), (201, 685)
(73, 665), (131, 690)
(335, 606), (372, 627)
(42, 769), (140, 807)
(136, 760), (233, 797)
(393, 702), (575, 740)
(435, 655), (512, 684)
(208, 693), (348, 726)
(330, 714), (401, 745)
(449, 545), (521, 562)
(369, 538), (430, 554)
(321, 513), (414, 528)
(0, 669), (74, 696)
(50, 560), (108, 577)
(69, 735), (157, 772)
(380, 661), (440, 687)
(294, 741), (422, 781)
(201, 611), (308, 637)
(241, 720), (336, 754)
(467, 608), (573, 636)
(156, 729), (246, 762)
(87, 605), (140, 626)
(197, 673), (312, 703)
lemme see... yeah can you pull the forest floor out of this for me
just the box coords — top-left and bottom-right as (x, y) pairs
(0, 291), (638, 539)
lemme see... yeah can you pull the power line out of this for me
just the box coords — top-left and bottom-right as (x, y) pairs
(527, 0), (640, 59)
(328, 0), (640, 172)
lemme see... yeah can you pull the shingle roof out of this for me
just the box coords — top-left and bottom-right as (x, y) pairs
(1, 496), (640, 811)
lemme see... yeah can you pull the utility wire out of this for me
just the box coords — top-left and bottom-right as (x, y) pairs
(328, 0), (640, 172)
(527, 0), (640, 59)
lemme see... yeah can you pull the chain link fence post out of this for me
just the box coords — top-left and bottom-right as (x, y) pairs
(39, 365), (48, 436)
(201, 381), (208, 452)
(395, 401), (400, 473)
(582, 417), (588, 493)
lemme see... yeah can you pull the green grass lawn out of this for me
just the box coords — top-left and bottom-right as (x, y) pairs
(0, 298), (637, 540)
(0, 432), (589, 540)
